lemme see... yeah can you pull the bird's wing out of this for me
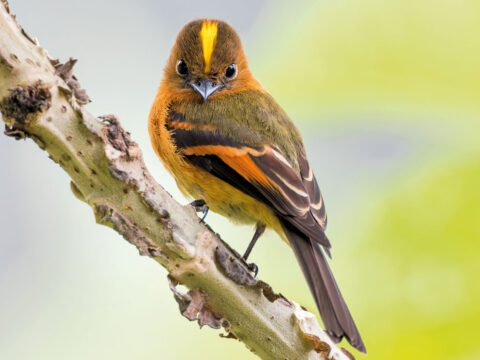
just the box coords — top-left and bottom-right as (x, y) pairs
(167, 111), (330, 249)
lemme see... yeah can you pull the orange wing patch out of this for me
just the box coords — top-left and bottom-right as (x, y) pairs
(182, 145), (272, 188)
(220, 152), (272, 188)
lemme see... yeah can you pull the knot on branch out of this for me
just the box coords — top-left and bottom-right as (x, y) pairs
(0, 81), (51, 125)
(214, 245), (257, 287)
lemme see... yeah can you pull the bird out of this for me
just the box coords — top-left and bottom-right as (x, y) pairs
(149, 19), (366, 353)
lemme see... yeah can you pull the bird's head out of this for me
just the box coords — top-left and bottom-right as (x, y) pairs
(163, 19), (260, 101)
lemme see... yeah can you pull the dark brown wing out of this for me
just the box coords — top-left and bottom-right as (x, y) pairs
(167, 111), (331, 249)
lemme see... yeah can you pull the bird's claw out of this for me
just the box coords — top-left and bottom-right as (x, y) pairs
(246, 262), (259, 278)
(189, 199), (209, 223)
(4, 125), (27, 140)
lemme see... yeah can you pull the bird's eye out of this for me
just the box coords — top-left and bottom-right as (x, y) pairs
(176, 59), (188, 76)
(225, 64), (237, 79)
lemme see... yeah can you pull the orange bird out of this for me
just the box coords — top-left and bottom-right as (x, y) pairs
(149, 19), (366, 352)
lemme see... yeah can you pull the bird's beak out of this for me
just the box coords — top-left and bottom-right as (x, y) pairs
(190, 79), (223, 101)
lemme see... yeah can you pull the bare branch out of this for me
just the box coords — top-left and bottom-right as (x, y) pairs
(0, 2), (352, 359)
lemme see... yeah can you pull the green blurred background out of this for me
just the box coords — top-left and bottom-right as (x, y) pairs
(1, 0), (479, 359)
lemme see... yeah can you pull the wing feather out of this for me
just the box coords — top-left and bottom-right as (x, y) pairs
(298, 154), (328, 229)
(167, 111), (330, 249)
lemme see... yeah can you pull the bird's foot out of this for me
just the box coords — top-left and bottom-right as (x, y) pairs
(4, 125), (27, 140)
(245, 261), (259, 278)
(189, 199), (209, 222)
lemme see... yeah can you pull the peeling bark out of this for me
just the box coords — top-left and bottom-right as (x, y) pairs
(0, 2), (352, 359)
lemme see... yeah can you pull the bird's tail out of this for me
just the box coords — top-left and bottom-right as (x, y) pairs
(283, 224), (366, 353)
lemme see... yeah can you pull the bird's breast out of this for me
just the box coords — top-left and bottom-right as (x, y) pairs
(148, 89), (284, 235)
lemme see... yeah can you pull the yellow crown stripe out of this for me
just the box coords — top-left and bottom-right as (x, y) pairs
(200, 20), (218, 73)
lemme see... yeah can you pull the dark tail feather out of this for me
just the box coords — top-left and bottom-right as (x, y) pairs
(283, 224), (366, 353)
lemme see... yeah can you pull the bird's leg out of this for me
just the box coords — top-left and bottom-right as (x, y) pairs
(189, 199), (209, 222)
(243, 222), (266, 260)
(243, 222), (266, 277)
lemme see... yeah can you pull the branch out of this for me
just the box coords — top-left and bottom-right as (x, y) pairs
(0, 2), (352, 359)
